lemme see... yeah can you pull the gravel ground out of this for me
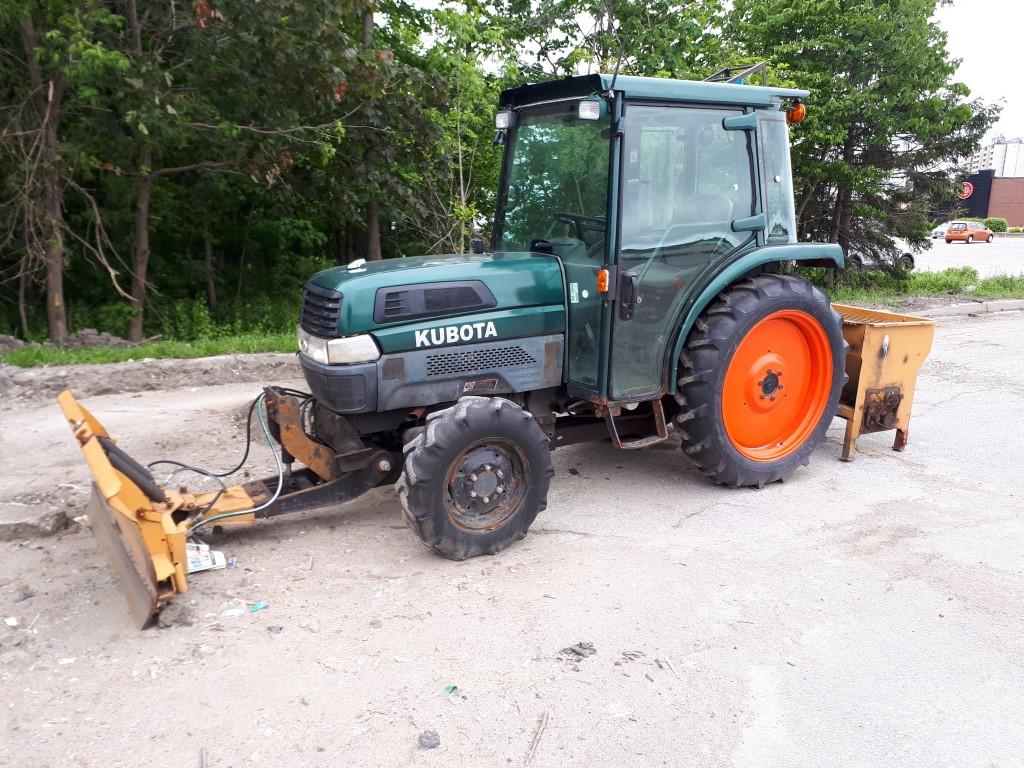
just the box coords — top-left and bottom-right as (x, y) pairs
(1, 311), (1022, 768)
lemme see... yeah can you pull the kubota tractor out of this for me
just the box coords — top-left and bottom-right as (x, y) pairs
(61, 69), (875, 627)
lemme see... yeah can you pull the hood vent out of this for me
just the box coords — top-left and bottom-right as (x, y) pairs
(373, 280), (497, 324)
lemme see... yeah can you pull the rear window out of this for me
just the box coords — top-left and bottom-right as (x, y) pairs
(950, 222), (967, 230)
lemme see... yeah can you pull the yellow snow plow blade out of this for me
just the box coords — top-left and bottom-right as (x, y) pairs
(57, 391), (259, 627)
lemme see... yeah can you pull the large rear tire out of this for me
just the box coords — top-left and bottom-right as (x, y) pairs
(676, 273), (846, 487)
(398, 397), (553, 560)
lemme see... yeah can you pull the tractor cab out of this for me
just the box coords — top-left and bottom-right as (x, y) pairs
(494, 73), (812, 404)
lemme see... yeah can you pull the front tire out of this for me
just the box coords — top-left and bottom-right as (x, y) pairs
(398, 397), (553, 560)
(676, 273), (847, 487)
(987, 234), (994, 243)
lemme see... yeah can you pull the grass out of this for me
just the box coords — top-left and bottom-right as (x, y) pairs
(816, 267), (1024, 304)
(1, 332), (296, 367)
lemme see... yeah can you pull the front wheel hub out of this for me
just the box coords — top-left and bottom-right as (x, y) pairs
(446, 442), (525, 531)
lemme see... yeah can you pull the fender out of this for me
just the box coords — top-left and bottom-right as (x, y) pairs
(667, 243), (844, 387)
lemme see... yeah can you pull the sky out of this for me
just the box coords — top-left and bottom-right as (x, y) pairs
(933, 0), (1019, 141)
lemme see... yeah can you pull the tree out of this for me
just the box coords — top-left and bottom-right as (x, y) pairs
(0, 2), (129, 341)
(727, 0), (997, 267)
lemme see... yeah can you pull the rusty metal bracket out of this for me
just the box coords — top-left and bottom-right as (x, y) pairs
(861, 386), (903, 434)
(603, 398), (669, 450)
(264, 388), (337, 482)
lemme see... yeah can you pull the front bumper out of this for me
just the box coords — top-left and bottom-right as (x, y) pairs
(299, 353), (378, 413)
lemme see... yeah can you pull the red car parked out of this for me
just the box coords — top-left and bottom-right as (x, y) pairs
(945, 221), (994, 244)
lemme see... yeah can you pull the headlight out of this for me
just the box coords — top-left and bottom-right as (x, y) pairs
(297, 326), (380, 365)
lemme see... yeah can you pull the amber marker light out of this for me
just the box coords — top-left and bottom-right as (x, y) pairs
(786, 99), (807, 125)
(597, 268), (610, 294)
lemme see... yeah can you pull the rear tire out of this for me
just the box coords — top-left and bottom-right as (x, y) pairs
(945, 239), (952, 244)
(967, 235), (974, 244)
(398, 397), (553, 560)
(898, 253), (915, 271)
(676, 273), (847, 487)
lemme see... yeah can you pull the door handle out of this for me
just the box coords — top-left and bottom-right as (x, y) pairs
(619, 271), (639, 321)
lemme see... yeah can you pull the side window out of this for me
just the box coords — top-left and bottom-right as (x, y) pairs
(759, 115), (797, 244)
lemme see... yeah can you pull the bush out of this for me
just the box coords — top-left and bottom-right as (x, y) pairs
(1010, 227), (1022, 233)
(983, 217), (1008, 233)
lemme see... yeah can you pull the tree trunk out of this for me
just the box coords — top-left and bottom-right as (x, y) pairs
(20, 21), (68, 343)
(204, 230), (217, 311)
(129, 153), (153, 342)
(43, 154), (67, 343)
(362, 1), (374, 46)
(362, 2), (381, 261)
(17, 261), (30, 340)
(366, 198), (382, 261)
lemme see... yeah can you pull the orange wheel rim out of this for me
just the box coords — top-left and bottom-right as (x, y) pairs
(722, 310), (832, 462)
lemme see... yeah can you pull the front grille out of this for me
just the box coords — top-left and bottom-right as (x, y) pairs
(426, 345), (536, 377)
(300, 283), (342, 337)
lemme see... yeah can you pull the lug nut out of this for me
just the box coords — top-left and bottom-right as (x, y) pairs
(496, 486), (504, 494)
(484, 464), (492, 472)
(470, 491), (477, 498)
(469, 473), (477, 482)
(770, 396), (776, 401)
(377, 459), (392, 473)
(496, 470), (504, 478)
(483, 497), (490, 503)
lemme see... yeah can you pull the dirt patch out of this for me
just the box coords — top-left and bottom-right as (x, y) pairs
(2, 352), (301, 403)
(0, 334), (27, 356)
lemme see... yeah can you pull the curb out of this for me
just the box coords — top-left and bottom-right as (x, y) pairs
(915, 299), (1024, 318)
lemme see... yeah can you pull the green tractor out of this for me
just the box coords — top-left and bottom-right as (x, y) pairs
(61, 71), (850, 626)
(296, 72), (845, 558)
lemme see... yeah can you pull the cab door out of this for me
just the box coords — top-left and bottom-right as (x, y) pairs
(609, 104), (757, 400)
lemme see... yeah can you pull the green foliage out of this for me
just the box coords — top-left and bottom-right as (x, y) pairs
(983, 217), (1008, 233)
(727, 0), (998, 257)
(1009, 227), (1022, 234)
(2, 0), (1001, 353)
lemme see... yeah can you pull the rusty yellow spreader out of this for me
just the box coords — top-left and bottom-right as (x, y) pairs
(832, 305), (936, 461)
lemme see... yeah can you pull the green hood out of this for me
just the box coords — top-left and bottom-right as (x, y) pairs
(307, 252), (566, 354)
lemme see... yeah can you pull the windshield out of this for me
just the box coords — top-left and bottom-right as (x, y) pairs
(496, 104), (610, 258)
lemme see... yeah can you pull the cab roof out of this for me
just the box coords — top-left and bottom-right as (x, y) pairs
(499, 73), (808, 110)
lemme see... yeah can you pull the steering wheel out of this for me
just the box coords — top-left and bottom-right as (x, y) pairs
(551, 212), (606, 241)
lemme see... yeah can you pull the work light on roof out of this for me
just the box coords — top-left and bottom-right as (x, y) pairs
(495, 109), (515, 130)
(578, 99), (602, 121)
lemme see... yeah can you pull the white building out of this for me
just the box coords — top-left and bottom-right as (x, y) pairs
(967, 136), (1024, 177)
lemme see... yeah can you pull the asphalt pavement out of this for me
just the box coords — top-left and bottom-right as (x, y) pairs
(914, 236), (1024, 276)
